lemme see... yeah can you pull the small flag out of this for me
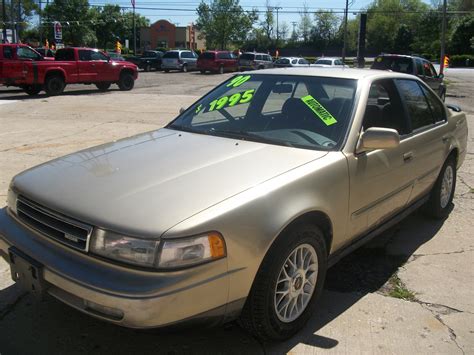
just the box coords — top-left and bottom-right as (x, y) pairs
(443, 55), (450, 69)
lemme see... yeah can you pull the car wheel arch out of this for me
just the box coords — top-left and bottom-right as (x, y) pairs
(45, 69), (66, 82)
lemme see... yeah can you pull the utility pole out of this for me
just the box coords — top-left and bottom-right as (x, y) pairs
(39, 0), (42, 45)
(2, 0), (7, 42)
(132, 1), (136, 54)
(16, 0), (20, 42)
(439, 0), (447, 75)
(342, 0), (349, 62)
(10, 0), (15, 42)
(291, 21), (297, 40)
(274, 6), (282, 47)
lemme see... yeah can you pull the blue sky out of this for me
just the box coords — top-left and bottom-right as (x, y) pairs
(88, 0), (432, 29)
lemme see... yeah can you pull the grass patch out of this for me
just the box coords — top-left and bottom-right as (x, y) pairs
(387, 275), (417, 301)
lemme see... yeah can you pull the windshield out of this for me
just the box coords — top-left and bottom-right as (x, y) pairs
(372, 56), (413, 73)
(168, 74), (357, 151)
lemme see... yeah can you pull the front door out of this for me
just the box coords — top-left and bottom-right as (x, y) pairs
(346, 79), (415, 236)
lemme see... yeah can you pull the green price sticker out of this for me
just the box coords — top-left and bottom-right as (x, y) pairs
(208, 89), (255, 112)
(195, 104), (203, 114)
(301, 95), (338, 126)
(226, 75), (251, 88)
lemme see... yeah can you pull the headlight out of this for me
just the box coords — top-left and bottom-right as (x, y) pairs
(90, 230), (226, 269)
(90, 229), (160, 268)
(157, 232), (226, 269)
(7, 184), (18, 214)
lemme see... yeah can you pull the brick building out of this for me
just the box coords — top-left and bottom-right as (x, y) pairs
(140, 20), (206, 51)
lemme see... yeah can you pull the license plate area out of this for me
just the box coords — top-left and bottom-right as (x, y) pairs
(9, 247), (47, 297)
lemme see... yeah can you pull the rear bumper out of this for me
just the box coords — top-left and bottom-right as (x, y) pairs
(0, 208), (230, 328)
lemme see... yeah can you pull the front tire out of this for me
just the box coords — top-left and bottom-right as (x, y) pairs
(118, 72), (134, 91)
(425, 155), (456, 219)
(239, 224), (327, 341)
(219, 65), (224, 74)
(44, 75), (65, 96)
(144, 63), (151, 72)
(182, 64), (188, 73)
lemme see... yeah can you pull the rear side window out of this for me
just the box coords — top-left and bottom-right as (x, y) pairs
(256, 54), (263, 60)
(200, 52), (215, 60)
(299, 58), (309, 64)
(415, 59), (423, 75)
(420, 84), (446, 123)
(55, 49), (75, 61)
(397, 79), (434, 131)
(78, 50), (92, 61)
(3, 46), (13, 59)
(181, 51), (193, 59)
(422, 61), (437, 77)
(217, 52), (227, 59)
(163, 51), (179, 58)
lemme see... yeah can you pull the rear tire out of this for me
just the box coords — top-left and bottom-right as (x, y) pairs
(182, 64), (188, 73)
(95, 82), (111, 91)
(219, 65), (224, 74)
(200, 70), (206, 74)
(118, 72), (134, 91)
(164, 69), (170, 73)
(144, 63), (151, 72)
(239, 224), (327, 341)
(23, 85), (42, 96)
(44, 75), (65, 96)
(425, 155), (456, 219)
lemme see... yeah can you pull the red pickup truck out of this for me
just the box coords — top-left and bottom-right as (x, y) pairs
(0, 44), (138, 95)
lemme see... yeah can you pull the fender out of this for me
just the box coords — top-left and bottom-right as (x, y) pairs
(43, 67), (67, 83)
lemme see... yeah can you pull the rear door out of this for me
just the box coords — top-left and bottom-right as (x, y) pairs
(77, 49), (95, 82)
(395, 79), (448, 203)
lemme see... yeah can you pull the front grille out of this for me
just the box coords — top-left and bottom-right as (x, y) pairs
(16, 196), (93, 251)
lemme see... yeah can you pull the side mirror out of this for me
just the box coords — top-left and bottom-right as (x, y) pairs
(179, 107), (186, 114)
(356, 127), (400, 153)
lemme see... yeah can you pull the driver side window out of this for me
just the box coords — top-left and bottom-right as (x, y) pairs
(363, 80), (408, 135)
(17, 47), (40, 60)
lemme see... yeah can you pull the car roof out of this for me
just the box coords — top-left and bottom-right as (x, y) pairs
(242, 52), (270, 55)
(316, 57), (339, 60)
(377, 53), (426, 60)
(252, 67), (417, 80)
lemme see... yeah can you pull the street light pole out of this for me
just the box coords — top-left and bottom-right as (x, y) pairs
(342, 0), (349, 62)
(39, 0), (42, 45)
(16, 0), (20, 42)
(439, 0), (447, 75)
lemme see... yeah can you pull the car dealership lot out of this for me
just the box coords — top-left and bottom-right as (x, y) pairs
(0, 69), (473, 353)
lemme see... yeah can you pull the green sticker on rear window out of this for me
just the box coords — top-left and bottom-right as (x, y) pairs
(301, 95), (338, 126)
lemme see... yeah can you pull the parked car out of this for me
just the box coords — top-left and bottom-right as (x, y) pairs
(274, 57), (311, 68)
(371, 54), (447, 101)
(238, 52), (273, 70)
(313, 57), (345, 67)
(126, 50), (163, 71)
(0, 45), (138, 95)
(161, 50), (198, 72)
(197, 50), (239, 74)
(35, 47), (55, 59)
(0, 68), (467, 341)
(107, 52), (126, 61)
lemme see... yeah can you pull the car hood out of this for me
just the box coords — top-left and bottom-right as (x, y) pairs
(12, 128), (327, 238)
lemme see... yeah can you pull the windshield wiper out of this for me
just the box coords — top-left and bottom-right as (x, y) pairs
(207, 129), (295, 148)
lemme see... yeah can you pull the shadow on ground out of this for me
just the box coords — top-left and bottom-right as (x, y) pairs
(0, 208), (447, 354)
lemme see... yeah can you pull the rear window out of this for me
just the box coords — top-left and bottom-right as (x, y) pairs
(3, 46), (13, 59)
(240, 53), (255, 60)
(372, 56), (414, 74)
(315, 59), (332, 65)
(163, 51), (179, 59)
(200, 52), (215, 60)
(55, 49), (75, 61)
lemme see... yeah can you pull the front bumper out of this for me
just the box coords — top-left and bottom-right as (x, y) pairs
(0, 208), (230, 328)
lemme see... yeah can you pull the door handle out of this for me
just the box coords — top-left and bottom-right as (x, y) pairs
(403, 152), (413, 162)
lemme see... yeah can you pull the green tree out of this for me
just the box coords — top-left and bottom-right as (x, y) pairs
(450, 14), (474, 54)
(260, 1), (274, 42)
(196, 0), (257, 49)
(43, 0), (97, 46)
(298, 5), (312, 43)
(310, 10), (341, 51)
